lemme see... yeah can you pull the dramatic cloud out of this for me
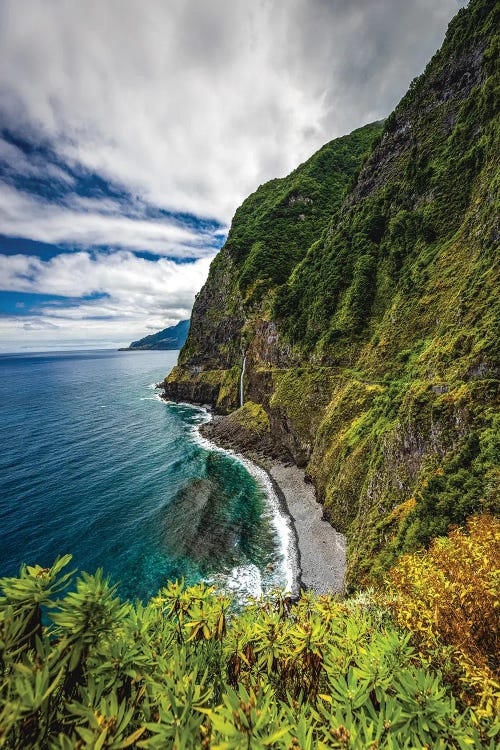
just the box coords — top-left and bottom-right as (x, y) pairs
(0, 0), (465, 222)
(0, 183), (219, 257)
(0, 136), (74, 185)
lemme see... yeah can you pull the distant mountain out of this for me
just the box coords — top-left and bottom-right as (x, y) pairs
(120, 320), (190, 350)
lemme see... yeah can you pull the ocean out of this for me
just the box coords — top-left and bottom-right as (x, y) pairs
(0, 349), (293, 602)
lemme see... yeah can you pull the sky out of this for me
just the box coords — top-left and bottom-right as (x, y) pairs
(0, 0), (465, 352)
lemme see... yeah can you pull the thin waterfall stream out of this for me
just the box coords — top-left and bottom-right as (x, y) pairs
(240, 354), (247, 407)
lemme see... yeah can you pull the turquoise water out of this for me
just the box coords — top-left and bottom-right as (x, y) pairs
(0, 350), (292, 602)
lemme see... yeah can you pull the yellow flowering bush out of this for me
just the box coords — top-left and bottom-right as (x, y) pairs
(387, 514), (500, 719)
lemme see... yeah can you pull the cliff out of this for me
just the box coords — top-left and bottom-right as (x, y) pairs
(163, 0), (499, 588)
(164, 122), (384, 410)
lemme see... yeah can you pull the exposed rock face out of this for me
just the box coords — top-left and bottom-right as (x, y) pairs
(178, 247), (245, 372)
(160, 370), (222, 408)
(162, 0), (499, 587)
(200, 402), (284, 461)
(349, 38), (487, 206)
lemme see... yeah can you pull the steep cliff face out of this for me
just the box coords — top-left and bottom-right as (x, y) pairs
(164, 122), (383, 411)
(163, 0), (499, 587)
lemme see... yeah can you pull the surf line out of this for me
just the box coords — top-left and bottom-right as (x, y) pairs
(168, 401), (300, 599)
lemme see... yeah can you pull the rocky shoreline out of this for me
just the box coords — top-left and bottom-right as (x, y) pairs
(200, 414), (346, 596)
(267, 463), (346, 595)
(158, 389), (347, 595)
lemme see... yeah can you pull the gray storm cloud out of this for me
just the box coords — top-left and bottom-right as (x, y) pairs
(0, 0), (465, 223)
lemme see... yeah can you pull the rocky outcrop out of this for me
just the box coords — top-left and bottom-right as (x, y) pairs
(160, 369), (221, 408)
(349, 34), (487, 206)
(200, 402), (285, 461)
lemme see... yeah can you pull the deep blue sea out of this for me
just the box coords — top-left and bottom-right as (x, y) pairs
(0, 350), (293, 602)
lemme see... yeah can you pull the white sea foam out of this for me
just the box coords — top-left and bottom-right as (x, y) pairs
(190, 407), (297, 596)
(208, 563), (263, 602)
(155, 399), (299, 598)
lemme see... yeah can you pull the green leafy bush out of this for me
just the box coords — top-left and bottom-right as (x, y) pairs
(1, 558), (496, 748)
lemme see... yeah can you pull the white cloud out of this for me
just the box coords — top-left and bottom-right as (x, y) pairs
(0, 182), (217, 257)
(0, 249), (212, 301)
(0, 0), (465, 224)
(22, 319), (59, 331)
(0, 250), (212, 350)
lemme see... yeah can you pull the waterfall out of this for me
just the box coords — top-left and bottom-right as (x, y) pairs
(239, 354), (247, 408)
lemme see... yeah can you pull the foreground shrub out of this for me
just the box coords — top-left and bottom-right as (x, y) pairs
(387, 514), (500, 722)
(1, 559), (496, 748)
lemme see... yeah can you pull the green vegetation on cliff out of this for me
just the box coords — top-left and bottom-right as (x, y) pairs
(225, 122), (383, 305)
(274, 0), (499, 353)
(270, 0), (500, 582)
(174, 122), (383, 380)
(165, 0), (499, 587)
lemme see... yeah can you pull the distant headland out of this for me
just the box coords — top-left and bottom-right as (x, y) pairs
(119, 319), (189, 351)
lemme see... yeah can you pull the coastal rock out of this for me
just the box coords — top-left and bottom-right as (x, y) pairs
(200, 403), (285, 461)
